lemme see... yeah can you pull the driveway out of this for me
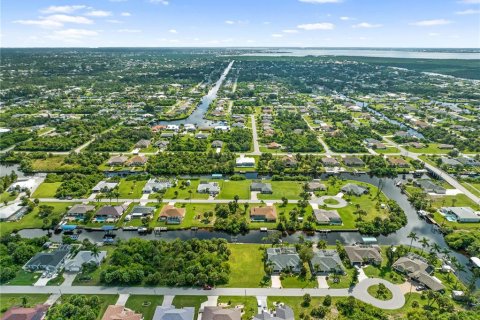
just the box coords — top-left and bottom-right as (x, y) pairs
(317, 276), (329, 289)
(271, 276), (281, 289)
(352, 278), (405, 310)
(256, 296), (267, 314)
(162, 295), (175, 307)
(357, 267), (368, 283)
(115, 294), (130, 306)
(61, 273), (77, 286)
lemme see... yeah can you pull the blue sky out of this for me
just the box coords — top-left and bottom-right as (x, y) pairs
(2, 0), (479, 47)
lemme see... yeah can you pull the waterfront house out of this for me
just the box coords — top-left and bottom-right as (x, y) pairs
(309, 250), (345, 275)
(266, 247), (301, 274)
(251, 206), (277, 222)
(344, 245), (382, 266)
(159, 205), (186, 224)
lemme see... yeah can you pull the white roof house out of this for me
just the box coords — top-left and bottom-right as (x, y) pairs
(440, 207), (480, 223)
(0, 203), (28, 221)
(8, 178), (37, 192)
(64, 250), (107, 272)
(236, 155), (255, 167)
(92, 181), (118, 192)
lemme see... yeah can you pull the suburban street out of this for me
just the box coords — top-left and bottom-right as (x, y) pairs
(250, 114), (261, 155)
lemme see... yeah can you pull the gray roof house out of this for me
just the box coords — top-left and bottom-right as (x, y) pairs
(440, 207), (480, 223)
(307, 181), (326, 192)
(266, 247), (302, 274)
(130, 206), (155, 218)
(341, 183), (368, 196)
(250, 182), (273, 194)
(92, 181), (118, 193)
(24, 245), (71, 272)
(394, 256), (446, 292)
(143, 178), (173, 193)
(95, 205), (127, 218)
(414, 179), (446, 194)
(67, 204), (95, 217)
(343, 157), (365, 167)
(211, 140), (224, 148)
(108, 155), (129, 166)
(202, 307), (241, 320)
(313, 209), (342, 225)
(309, 250), (345, 275)
(253, 305), (294, 320)
(135, 139), (151, 148)
(344, 246), (382, 266)
(197, 181), (220, 195)
(64, 250), (107, 272)
(152, 306), (195, 320)
(441, 157), (462, 167)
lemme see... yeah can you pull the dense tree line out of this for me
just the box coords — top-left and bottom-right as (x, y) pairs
(55, 173), (104, 198)
(0, 130), (34, 150)
(167, 135), (207, 152)
(147, 151), (235, 175)
(88, 127), (152, 152)
(444, 230), (480, 257)
(211, 128), (252, 152)
(356, 200), (407, 236)
(100, 238), (230, 286)
(45, 295), (103, 320)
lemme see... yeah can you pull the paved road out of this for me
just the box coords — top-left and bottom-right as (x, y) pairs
(250, 115), (261, 155)
(35, 197), (298, 204)
(384, 137), (480, 205)
(302, 115), (332, 155)
(352, 278), (405, 310)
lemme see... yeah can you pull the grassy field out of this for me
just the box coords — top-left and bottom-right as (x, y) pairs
(281, 263), (317, 289)
(222, 243), (269, 288)
(5, 270), (40, 285)
(58, 294), (118, 320)
(375, 146), (400, 154)
(125, 295), (164, 320)
(171, 296), (207, 320)
(257, 181), (304, 200)
(152, 203), (216, 229)
(117, 179), (147, 198)
(31, 156), (80, 172)
(0, 201), (75, 236)
(461, 181), (480, 197)
(0, 294), (49, 316)
(218, 296), (258, 320)
(267, 296), (330, 318)
(217, 180), (251, 200)
(31, 182), (62, 198)
(162, 180), (209, 200)
(367, 284), (393, 300)
(327, 267), (357, 289)
(403, 143), (449, 154)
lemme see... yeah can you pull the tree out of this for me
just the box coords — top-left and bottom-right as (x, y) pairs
(407, 231), (418, 252)
(419, 237), (430, 255)
(302, 293), (311, 307)
(21, 296), (28, 307)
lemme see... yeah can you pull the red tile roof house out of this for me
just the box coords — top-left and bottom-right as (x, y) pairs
(2, 304), (49, 320)
(127, 155), (148, 166)
(250, 206), (277, 222)
(159, 205), (186, 224)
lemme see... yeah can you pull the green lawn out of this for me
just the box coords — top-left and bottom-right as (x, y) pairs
(281, 263), (317, 289)
(125, 295), (164, 320)
(461, 181), (480, 197)
(0, 201), (75, 236)
(327, 267), (358, 288)
(0, 191), (17, 203)
(46, 272), (65, 286)
(218, 296), (258, 320)
(362, 247), (406, 284)
(403, 144), (449, 154)
(367, 284), (393, 300)
(171, 296), (207, 320)
(0, 294), (49, 316)
(257, 181), (304, 200)
(31, 182), (62, 198)
(267, 296), (330, 318)
(153, 203), (216, 229)
(5, 270), (40, 285)
(58, 294), (118, 320)
(31, 156), (80, 172)
(163, 180), (209, 200)
(375, 146), (400, 154)
(221, 244), (269, 288)
(117, 179), (147, 198)
(429, 194), (479, 210)
(217, 180), (251, 200)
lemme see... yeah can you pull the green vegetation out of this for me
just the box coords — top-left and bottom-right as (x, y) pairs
(217, 296), (258, 320)
(47, 294), (118, 320)
(222, 244), (268, 288)
(125, 295), (164, 320)
(171, 296), (207, 320)
(367, 284), (393, 300)
(0, 294), (49, 316)
(31, 182), (62, 198)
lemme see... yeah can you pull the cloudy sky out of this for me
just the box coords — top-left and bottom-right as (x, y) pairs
(2, 0), (479, 47)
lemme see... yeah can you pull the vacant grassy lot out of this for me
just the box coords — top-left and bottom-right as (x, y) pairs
(125, 295), (164, 320)
(218, 296), (258, 320)
(0, 294), (49, 316)
(222, 243), (268, 288)
(171, 296), (207, 320)
(32, 182), (62, 198)
(31, 156), (80, 172)
(163, 180), (209, 200)
(0, 201), (75, 236)
(217, 180), (251, 200)
(257, 181), (304, 200)
(4, 270), (40, 286)
(117, 179), (147, 198)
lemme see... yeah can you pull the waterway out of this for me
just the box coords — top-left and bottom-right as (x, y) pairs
(157, 60), (234, 127)
(17, 172), (478, 286)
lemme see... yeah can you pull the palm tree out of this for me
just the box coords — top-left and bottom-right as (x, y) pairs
(431, 243), (441, 254)
(91, 244), (100, 260)
(419, 237), (430, 255)
(21, 296), (28, 307)
(407, 231), (418, 252)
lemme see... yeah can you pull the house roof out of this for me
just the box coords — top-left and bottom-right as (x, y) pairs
(101, 305), (143, 320)
(310, 250), (345, 273)
(392, 255), (430, 275)
(253, 305), (294, 320)
(68, 204), (95, 215)
(341, 183), (367, 195)
(410, 271), (445, 292)
(313, 209), (341, 223)
(1, 304), (49, 320)
(441, 207), (479, 220)
(108, 155), (129, 164)
(251, 206), (277, 220)
(95, 205), (127, 217)
(202, 307), (241, 320)
(344, 246), (382, 264)
(64, 250), (107, 270)
(152, 306), (195, 320)
(131, 206), (155, 215)
(160, 205), (186, 218)
(24, 245), (71, 270)
(266, 247), (301, 272)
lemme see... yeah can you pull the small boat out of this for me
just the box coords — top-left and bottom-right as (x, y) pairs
(260, 227), (268, 232)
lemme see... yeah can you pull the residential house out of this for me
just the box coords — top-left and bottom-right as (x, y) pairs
(95, 205), (127, 220)
(364, 138), (386, 149)
(127, 155), (148, 166)
(341, 183), (368, 196)
(266, 247), (301, 274)
(92, 181), (118, 193)
(152, 306), (195, 320)
(267, 142), (282, 149)
(251, 206), (277, 222)
(143, 178), (173, 193)
(102, 305), (143, 320)
(155, 140), (169, 149)
(322, 157), (340, 167)
(393, 255), (445, 292)
(344, 246), (382, 266)
(2, 305), (49, 320)
(159, 205), (186, 224)
(197, 181), (220, 195)
(108, 155), (129, 166)
(409, 142), (425, 149)
(306, 181), (326, 192)
(313, 209), (342, 225)
(441, 157), (462, 167)
(130, 206), (155, 219)
(135, 139), (151, 149)
(253, 305), (294, 320)
(438, 144), (454, 149)
(67, 204), (95, 220)
(388, 157), (410, 168)
(0, 203), (28, 222)
(202, 307), (241, 320)
(24, 244), (71, 272)
(440, 207), (480, 223)
(250, 182), (273, 194)
(211, 140), (224, 148)
(64, 250), (107, 272)
(309, 250), (345, 275)
(343, 157), (365, 167)
(236, 156), (255, 167)
(414, 179), (446, 194)
(281, 155), (298, 167)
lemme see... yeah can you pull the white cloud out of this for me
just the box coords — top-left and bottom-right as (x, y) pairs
(48, 28), (99, 42)
(150, 0), (169, 4)
(271, 34), (283, 38)
(224, 20), (249, 25)
(428, 32), (440, 36)
(169, 29), (178, 33)
(40, 5), (86, 14)
(121, 12), (132, 17)
(13, 19), (63, 28)
(299, 0), (342, 3)
(297, 22), (335, 30)
(282, 29), (298, 33)
(458, 0), (480, 3)
(107, 19), (123, 24)
(340, 16), (352, 20)
(118, 29), (141, 33)
(86, 10), (112, 17)
(410, 19), (452, 26)
(45, 14), (94, 25)
(455, 9), (480, 15)
(352, 22), (382, 28)
(225, 20), (235, 24)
